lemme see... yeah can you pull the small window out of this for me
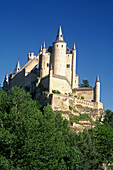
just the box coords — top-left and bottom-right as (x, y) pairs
(47, 63), (50, 67)
(57, 45), (58, 47)
(67, 64), (70, 68)
(61, 45), (63, 47)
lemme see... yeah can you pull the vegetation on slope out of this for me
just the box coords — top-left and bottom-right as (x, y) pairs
(0, 87), (113, 169)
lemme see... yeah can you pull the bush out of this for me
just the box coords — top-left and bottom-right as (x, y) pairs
(81, 96), (84, 99)
(70, 114), (91, 123)
(69, 93), (72, 96)
(69, 106), (73, 110)
(52, 90), (61, 94)
(74, 95), (77, 98)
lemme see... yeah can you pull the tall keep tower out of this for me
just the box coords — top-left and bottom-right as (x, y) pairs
(53, 25), (67, 77)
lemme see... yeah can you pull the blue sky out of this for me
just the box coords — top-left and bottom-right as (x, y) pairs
(0, 0), (113, 110)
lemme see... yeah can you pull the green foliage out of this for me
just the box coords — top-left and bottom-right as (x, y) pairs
(81, 96), (84, 99)
(103, 109), (113, 128)
(76, 129), (100, 169)
(69, 106), (73, 110)
(70, 114), (91, 123)
(0, 87), (81, 169)
(74, 95), (77, 98)
(69, 93), (72, 96)
(94, 124), (113, 164)
(0, 87), (113, 169)
(52, 90), (61, 94)
(80, 79), (90, 88)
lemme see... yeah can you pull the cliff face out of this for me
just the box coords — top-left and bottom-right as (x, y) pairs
(61, 105), (105, 133)
(38, 92), (105, 133)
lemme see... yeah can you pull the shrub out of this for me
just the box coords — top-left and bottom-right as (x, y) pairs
(65, 93), (67, 95)
(74, 95), (77, 98)
(69, 93), (72, 96)
(70, 114), (91, 123)
(81, 96), (84, 99)
(52, 90), (61, 94)
(69, 106), (73, 110)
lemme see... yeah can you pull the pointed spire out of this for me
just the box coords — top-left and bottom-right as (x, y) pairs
(56, 25), (64, 41)
(13, 60), (21, 74)
(73, 42), (76, 50)
(4, 72), (8, 83)
(43, 41), (45, 48)
(96, 74), (99, 82)
(40, 44), (42, 51)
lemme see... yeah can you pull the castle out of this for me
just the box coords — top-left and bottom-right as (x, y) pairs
(3, 25), (103, 111)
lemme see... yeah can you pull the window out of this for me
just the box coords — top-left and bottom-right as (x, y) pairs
(61, 45), (63, 47)
(67, 64), (70, 68)
(57, 45), (58, 47)
(47, 63), (50, 67)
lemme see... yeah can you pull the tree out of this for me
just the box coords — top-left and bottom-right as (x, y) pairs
(0, 87), (82, 169)
(94, 124), (113, 165)
(103, 109), (113, 128)
(80, 79), (90, 88)
(76, 129), (100, 169)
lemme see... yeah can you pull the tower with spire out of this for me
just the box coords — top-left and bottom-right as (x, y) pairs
(52, 25), (67, 77)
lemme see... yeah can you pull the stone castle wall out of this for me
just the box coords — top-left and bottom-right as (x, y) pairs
(51, 93), (103, 111)
(51, 75), (72, 94)
(72, 88), (94, 101)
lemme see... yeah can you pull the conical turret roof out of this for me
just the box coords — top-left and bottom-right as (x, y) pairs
(96, 74), (99, 82)
(40, 44), (42, 51)
(43, 41), (45, 48)
(4, 72), (8, 83)
(13, 60), (21, 74)
(56, 25), (64, 42)
(73, 42), (76, 50)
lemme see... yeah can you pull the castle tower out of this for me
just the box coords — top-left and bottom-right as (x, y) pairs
(49, 64), (53, 93)
(4, 72), (8, 84)
(13, 60), (21, 74)
(95, 74), (100, 103)
(41, 41), (46, 77)
(53, 25), (67, 76)
(3, 72), (9, 92)
(72, 43), (76, 88)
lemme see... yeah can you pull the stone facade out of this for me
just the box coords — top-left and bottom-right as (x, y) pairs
(3, 25), (103, 111)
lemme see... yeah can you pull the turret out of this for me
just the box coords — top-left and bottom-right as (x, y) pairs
(41, 41), (46, 76)
(49, 64), (53, 93)
(13, 61), (21, 74)
(95, 74), (100, 103)
(53, 25), (67, 76)
(3, 72), (9, 92)
(4, 72), (8, 84)
(42, 41), (46, 55)
(72, 42), (76, 88)
(39, 44), (42, 55)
